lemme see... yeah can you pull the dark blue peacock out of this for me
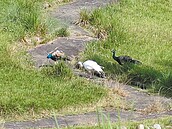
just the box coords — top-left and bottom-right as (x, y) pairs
(112, 50), (142, 65)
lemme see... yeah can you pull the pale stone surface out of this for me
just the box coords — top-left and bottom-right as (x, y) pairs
(121, 126), (127, 129)
(153, 124), (161, 129)
(137, 124), (144, 129)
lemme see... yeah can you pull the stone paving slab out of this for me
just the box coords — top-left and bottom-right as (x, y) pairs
(28, 36), (97, 67)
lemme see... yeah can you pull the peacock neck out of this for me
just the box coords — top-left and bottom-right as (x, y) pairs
(47, 53), (53, 58)
(112, 51), (117, 60)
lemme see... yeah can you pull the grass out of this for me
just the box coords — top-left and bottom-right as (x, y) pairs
(79, 0), (172, 96)
(0, 0), (107, 119)
(49, 110), (172, 129)
(73, 116), (172, 129)
(0, 0), (171, 122)
(0, 44), (106, 117)
(53, 27), (70, 37)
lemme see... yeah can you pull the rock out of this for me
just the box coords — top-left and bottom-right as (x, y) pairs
(121, 126), (127, 129)
(153, 124), (161, 129)
(43, 2), (51, 9)
(137, 124), (144, 129)
(22, 36), (44, 45)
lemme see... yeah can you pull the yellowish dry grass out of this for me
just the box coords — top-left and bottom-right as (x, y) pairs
(58, 84), (130, 116)
(141, 100), (168, 115)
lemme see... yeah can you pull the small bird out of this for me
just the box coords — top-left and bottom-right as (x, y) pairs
(111, 50), (142, 65)
(76, 60), (105, 78)
(47, 47), (70, 61)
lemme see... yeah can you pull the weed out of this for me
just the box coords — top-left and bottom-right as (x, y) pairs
(78, 9), (90, 26)
(54, 27), (70, 37)
(53, 112), (60, 129)
(40, 61), (73, 79)
(158, 72), (172, 96)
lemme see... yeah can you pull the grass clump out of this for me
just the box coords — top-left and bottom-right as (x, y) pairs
(0, 0), (107, 119)
(40, 61), (73, 79)
(80, 0), (172, 96)
(0, 0), (45, 39)
(53, 27), (70, 37)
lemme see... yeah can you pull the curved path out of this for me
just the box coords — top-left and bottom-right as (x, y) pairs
(3, 0), (172, 128)
(28, 0), (114, 67)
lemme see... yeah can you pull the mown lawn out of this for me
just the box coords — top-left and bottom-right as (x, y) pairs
(0, 0), (106, 118)
(81, 0), (172, 96)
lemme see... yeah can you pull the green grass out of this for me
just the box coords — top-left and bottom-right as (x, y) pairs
(0, 32), (106, 117)
(53, 27), (70, 37)
(0, 0), (44, 39)
(73, 116), (172, 129)
(80, 0), (172, 96)
(0, 0), (106, 118)
(51, 110), (172, 129)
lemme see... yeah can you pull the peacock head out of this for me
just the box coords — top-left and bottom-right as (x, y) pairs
(111, 49), (115, 53)
(75, 61), (83, 69)
(111, 49), (116, 55)
(47, 53), (53, 59)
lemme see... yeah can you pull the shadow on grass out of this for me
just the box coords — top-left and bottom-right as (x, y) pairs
(127, 65), (161, 89)
(153, 59), (172, 97)
(158, 72), (172, 97)
(81, 52), (172, 96)
(86, 54), (166, 88)
(155, 60), (172, 68)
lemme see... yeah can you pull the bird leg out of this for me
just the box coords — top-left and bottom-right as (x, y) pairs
(87, 71), (94, 79)
(89, 71), (92, 79)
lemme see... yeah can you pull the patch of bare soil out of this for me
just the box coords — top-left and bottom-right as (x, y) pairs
(3, 0), (172, 128)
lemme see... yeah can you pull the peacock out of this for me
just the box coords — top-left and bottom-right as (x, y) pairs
(47, 47), (70, 61)
(76, 60), (105, 78)
(111, 50), (142, 65)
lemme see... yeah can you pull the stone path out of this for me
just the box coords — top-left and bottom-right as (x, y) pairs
(29, 37), (96, 67)
(3, 0), (172, 128)
(29, 0), (115, 68)
(3, 111), (172, 129)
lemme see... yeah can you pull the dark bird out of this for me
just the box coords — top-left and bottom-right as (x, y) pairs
(111, 50), (142, 65)
(47, 47), (71, 61)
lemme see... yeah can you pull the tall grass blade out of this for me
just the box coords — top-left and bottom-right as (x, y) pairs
(53, 112), (60, 129)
